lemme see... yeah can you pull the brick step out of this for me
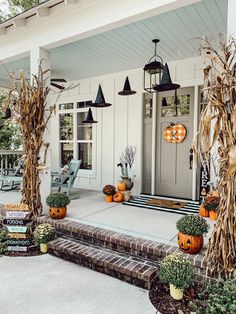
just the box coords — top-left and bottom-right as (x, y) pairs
(48, 237), (158, 289)
(37, 216), (206, 275)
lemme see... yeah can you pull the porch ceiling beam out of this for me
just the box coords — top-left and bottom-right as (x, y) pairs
(64, 0), (79, 4)
(36, 7), (50, 17)
(0, 28), (6, 36)
(13, 19), (26, 28)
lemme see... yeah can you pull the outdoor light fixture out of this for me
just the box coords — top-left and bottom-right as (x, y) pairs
(82, 107), (98, 124)
(153, 63), (180, 92)
(143, 39), (164, 93)
(118, 76), (136, 96)
(90, 84), (112, 107)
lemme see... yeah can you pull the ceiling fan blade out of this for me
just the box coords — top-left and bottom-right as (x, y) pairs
(51, 82), (65, 90)
(51, 78), (67, 82)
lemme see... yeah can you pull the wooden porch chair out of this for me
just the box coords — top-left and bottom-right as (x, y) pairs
(51, 159), (82, 196)
(0, 159), (24, 191)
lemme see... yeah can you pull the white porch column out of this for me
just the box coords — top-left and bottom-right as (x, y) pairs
(227, 0), (236, 36)
(30, 47), (51, 213)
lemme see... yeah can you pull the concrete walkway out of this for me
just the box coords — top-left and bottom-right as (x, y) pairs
(0, 255), (155, 314)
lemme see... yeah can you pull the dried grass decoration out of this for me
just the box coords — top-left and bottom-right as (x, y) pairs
(6, 66), (55, 218)
(197, 36), (236, 278)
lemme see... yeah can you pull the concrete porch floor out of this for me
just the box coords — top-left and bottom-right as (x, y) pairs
(0, 188), (215, 247)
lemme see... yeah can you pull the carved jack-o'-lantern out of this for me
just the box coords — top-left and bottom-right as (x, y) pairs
(163, 124), (187, 143)
(177, 232), (203, 254)
(49, 206), (67, 219)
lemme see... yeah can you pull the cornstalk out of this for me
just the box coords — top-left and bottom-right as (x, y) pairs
(198, 36), (236, 278)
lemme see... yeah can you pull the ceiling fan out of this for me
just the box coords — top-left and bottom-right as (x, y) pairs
(51, 78), (67, 90)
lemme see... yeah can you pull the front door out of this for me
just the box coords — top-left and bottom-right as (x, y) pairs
(155, 87), (194, 199)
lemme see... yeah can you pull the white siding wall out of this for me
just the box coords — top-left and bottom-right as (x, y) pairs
(50, 56), (203, 194)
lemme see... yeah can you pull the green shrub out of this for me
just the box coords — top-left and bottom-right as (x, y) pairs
(191, 279), (236, 314)
(46, 193), (70, 208)
(159, 253), (195, 290)
(0, 226), (8, 255)
(176, 214), (210, 236)
(33, 223), (56, 244)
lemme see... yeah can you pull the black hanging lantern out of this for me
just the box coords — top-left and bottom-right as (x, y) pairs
(143, 39), (164, 93)
(118, 76), (136, 96)
(2, 107), (11, 119)
(153, 63), (180, 92)
(82, 108), (98, 124)
(90, 84), (111, 108)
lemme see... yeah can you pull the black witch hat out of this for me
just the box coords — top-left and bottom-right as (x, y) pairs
(153, 63), (180, 92)
(82, 108), (98, 124)
(118, 76), (136, 96)
(90, 84), (112, 108)
(2, 107), (11, 119)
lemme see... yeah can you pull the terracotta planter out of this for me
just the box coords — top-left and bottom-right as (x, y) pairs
(105, 195), (113, 203)
(169, 284), (184, 300)
(177, 232), (204, 254)
(40, 243), (48, 254)
(49, 206), (67, 219)
(209, 211), (217, 220)
(199, 205), (209, 217)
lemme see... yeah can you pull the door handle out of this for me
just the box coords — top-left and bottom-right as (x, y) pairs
(189, 148), (193, 170)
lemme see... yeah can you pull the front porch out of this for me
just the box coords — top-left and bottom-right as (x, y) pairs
(0, 188), (215, 245)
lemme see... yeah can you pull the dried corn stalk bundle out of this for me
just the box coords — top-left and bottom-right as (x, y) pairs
(7, 66), (55, 218)
(199, 36), (236, 278)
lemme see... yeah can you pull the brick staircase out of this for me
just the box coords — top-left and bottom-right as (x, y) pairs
(37, 216), (206, 290)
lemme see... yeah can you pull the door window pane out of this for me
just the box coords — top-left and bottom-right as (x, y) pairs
(59, 103), (73, 110)
(60, 113), (73, 140)
(144, 94), (153, 119)
(161, 94), (190, 117)
(77, 112), (93, 140)
(77, 101), (92, 108)
(78, 143), (92, 170)
(61, 143), (73, 166)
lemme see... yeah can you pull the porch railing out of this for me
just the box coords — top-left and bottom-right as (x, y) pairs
(0, 150), (23, 174)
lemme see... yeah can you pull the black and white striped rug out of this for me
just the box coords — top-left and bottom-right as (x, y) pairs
(123, 195), (200, 215)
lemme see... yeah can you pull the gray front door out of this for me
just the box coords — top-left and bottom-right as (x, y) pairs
(155, 87), (194, 199)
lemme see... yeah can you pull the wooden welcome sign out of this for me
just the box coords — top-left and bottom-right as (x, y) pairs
(4, 204), (32, 253)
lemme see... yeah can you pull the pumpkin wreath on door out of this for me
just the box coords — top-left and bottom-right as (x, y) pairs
(163, 124), (187, 143)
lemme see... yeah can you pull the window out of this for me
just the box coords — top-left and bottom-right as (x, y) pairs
(161, 94), (190, 117)
(144, 93), (153, 119)
(59, 100), (95, 174)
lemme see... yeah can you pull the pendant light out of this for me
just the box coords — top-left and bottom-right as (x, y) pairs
(153, 63), (180, 92)
(82, 108), (97, 124)
(90, 84), (111, 108)
(143, 39), (164, 93)
(118, 76), (136, 96)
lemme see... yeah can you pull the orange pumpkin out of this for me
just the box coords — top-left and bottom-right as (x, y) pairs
(209, 211), (217, 220)
(105, 195), (113, 203)
(177, 232), (204, 254)
(199, 205), (209, 217)
(113, 192), (124, 203)
(117, 182), (126, 191)
(49, 206), (67, 219)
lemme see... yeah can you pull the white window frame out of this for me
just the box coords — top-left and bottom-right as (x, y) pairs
(58, 100), (96, 178)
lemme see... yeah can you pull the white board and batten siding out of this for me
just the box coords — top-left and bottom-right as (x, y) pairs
(50, 56), (203, 194)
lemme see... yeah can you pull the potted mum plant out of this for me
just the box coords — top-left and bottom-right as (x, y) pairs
(204, 195), (220, 220)
(176, 214), (210, 254)
(33, 223), (56, 253)
(46, 193), (70, 219)
(159, 253), (195, 300)
(102, 185), (116, 202)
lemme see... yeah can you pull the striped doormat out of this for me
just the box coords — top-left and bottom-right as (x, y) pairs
(122, 195), (200, 215)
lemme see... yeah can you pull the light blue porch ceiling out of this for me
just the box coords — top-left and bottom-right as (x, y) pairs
(0, 0), (227, 85)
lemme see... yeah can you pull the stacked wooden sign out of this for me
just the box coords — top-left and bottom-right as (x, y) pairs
(3, 204), (32, 253)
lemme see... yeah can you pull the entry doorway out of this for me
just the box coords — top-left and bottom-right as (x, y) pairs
(142, 87), (195, 200)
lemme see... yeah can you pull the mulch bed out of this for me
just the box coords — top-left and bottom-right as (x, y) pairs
(149, 280), (202, 314)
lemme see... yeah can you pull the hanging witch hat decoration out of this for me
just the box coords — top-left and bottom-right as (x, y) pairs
(118, 76), (136, 96)
(2, 107), (11, 119)
(82, 107), (98, 124)
(90, 84), (111, 108)
(153, 63), (180, 92)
